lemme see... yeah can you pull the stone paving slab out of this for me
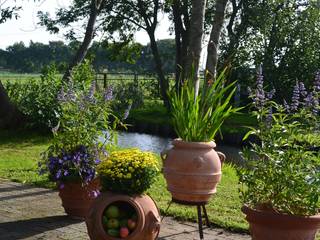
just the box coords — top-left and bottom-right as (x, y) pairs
(0, 180), (250, 240)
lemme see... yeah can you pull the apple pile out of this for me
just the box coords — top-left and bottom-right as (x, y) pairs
(102, 204), (138, 238)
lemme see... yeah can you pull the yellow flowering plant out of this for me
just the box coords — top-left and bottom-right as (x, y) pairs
(97, 149), (159, 194)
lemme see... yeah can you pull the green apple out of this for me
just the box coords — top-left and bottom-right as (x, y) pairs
(107, 229), (120, 237)
(107, 219), (119, 229)
(105, 205), (120, 218)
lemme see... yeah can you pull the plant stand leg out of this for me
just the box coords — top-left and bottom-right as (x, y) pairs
(161, 201), (172, 222)
(202, 205), (210, 227)
(197, 205), (204, 240)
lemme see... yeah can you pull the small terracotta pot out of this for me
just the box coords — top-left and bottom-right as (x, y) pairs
(86, 191), (161, 240)
(161, 139), (225, 203)
(58, 178), (101, 219)
(242, 205), (320, 240)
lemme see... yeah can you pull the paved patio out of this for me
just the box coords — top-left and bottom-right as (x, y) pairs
(0, 180), (250, 240)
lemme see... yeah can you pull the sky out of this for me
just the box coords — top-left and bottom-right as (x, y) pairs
(0, 0), (173, 50)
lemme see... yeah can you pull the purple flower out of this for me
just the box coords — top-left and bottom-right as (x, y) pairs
(314, 71), (320, 92)
(266, 88), (276, 100)
(299, 82), (308, 97)
(104, 86), (113, 101)
(85, 81), (96, 103)
(59, 183), (65, 189)
(291, 81), (300, 111)
(57, 87), (66, 102)
(283, 100), (290, 113)
(123, 103), (132, 120)
(266, 107), (273, 128)
(94, 158), (101, 164)
(66, 81), (76, 102)
(56, 169), (62, 179)
(304, 93), (314, 108)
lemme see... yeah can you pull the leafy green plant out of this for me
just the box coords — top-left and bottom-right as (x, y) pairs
(5, 65), (61, 129)
(169, 69), (241, 142)
(239, 70), (320, 216)
(39, 79), (121, 186)
(98, 149), (159, 194)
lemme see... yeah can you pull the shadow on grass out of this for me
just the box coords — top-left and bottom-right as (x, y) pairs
(0, 129), (51, 147)
(0, 215), (82, 240)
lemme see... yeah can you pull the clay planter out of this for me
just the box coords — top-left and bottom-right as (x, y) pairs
(58, 178), (101, 219)
(161, 139), (225, 203)
(86, 191), (161, 240)
(242, 205), (320, 240)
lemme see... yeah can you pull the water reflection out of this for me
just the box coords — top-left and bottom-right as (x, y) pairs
(116, 131), (243, 165)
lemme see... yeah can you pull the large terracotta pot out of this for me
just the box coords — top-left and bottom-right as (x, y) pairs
(86, 191), (161, 240)
(242, 205), (320, 240)
(161, 139), (225, 203)
(58, 178), (101, 219)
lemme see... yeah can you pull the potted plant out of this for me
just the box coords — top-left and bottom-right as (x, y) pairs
(86, 148), (161, 240)
(39, 77), (119, 219)
(239, 69), (320, 239)
(161, 70), (241, 203)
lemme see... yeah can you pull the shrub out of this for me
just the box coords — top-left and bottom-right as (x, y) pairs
(5, 65), (61, 129)
(97, 149), (159, 194)
(239, 68), (320, 216)
(39, 77), (121, 186)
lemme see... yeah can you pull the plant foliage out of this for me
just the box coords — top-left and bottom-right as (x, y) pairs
(239, 70), (320, 216)
(169, 69), (240, 142)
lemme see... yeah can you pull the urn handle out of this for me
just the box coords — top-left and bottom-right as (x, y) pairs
(147, 212), (161, 239)
(217, 151), (226, 166)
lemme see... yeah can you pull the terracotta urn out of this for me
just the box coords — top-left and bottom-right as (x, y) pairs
(58, 178), (101, 219)
(242, 205), (320, 240)
(161, 139), (225, 203)
(86, 191), (161, 240)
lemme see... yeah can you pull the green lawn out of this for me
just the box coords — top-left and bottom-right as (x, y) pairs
(0, 129), (248, 232)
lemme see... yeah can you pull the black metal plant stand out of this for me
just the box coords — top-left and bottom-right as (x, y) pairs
(161, 199), (211, 240)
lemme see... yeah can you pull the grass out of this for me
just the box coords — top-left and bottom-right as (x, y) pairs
(0, 129), (248, 232)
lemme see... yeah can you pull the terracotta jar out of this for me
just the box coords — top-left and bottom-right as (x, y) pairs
(58, 178), (101, 219)
(161, 139), (225, 203)
(242, 205), (320, 240)
(86, 191), (161, 240)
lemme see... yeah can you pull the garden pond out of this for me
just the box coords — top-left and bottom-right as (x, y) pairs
(115, 131), (244, 165)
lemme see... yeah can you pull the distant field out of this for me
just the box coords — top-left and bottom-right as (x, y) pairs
(0, 72), (42, 83)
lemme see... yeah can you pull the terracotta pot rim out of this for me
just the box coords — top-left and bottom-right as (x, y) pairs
(172, 139), (216, 148)
(242, 204), (320, 226)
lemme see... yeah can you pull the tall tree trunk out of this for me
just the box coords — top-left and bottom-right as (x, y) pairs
(149, 34), (170, 108)
(62, 0), (103, 81)
(185, 0), (207, 95)
(172, 0), (190, 93)
(205, 0), (229, 85)
(0, 81), (24, 128)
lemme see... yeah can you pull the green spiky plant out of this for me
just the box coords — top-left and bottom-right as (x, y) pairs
(169, 69), (241, 142)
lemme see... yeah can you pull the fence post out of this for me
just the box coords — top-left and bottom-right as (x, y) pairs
(103, 73), (107, 89)
(134, 72), (138, 87)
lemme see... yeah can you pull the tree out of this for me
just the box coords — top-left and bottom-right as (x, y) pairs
(39, 0), (108, 81)
(220, 0), (320, 99)
(205, 0), (228, 84)
(185, 0), (207, 94)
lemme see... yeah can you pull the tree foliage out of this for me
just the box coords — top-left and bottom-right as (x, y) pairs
(221, 0), (320, 99)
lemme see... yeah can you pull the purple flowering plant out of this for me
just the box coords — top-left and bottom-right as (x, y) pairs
(240, 68), (320, 216)
(39, 76), (122, 187)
